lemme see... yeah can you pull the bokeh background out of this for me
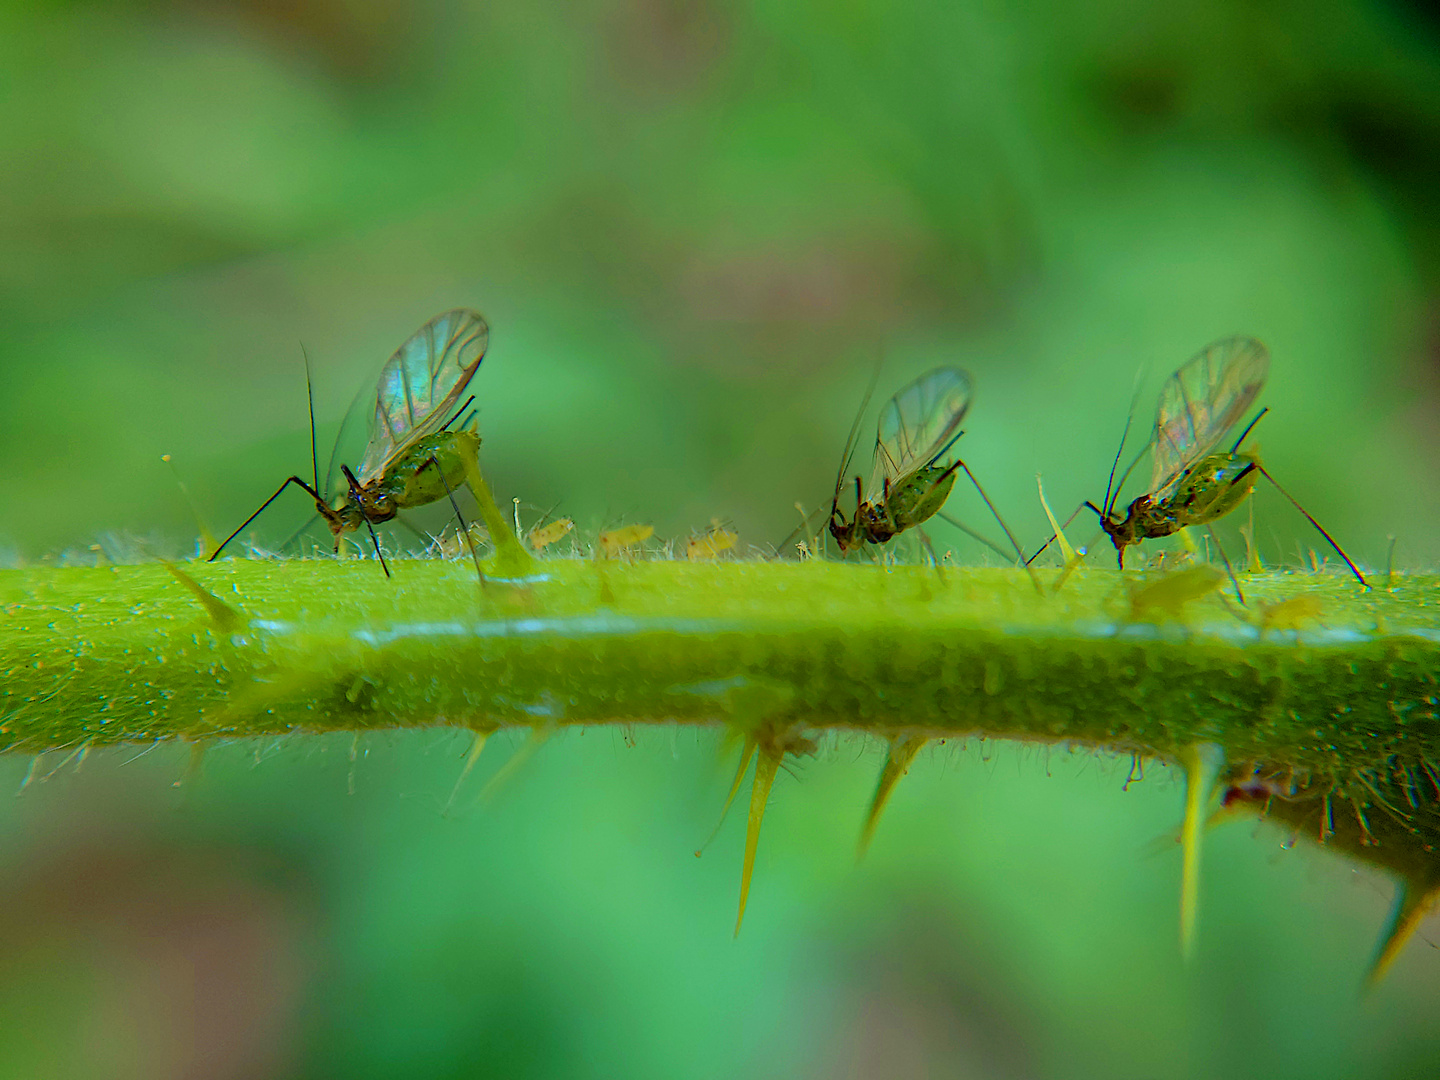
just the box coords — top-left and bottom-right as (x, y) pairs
(3, 0), (1440, 1076)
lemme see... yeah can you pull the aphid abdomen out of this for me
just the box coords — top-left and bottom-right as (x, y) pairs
(393, 431), (479, 510)
(1168, 452), (1260, 529)
(890, 465), (958, 533)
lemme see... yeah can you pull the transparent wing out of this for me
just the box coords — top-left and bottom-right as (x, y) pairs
(353, 309), (489, 482)
(1150, 336), (1268, 497)
(869, 367), (972, 493)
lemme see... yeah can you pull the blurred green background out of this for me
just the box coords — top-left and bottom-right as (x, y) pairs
(3, 0), (1440, 1075)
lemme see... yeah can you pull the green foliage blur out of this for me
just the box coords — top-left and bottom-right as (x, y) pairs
(3, 0), (1440, 1075)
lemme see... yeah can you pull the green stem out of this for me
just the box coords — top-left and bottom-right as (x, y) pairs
(2, 561), (1433, 758)
(4, 557), (1439, 967)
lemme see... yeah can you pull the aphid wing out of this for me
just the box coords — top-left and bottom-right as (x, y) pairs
(869, 366), (972, 492)
(356, 309), (489, 480)
(1150, 337), (1268, 496)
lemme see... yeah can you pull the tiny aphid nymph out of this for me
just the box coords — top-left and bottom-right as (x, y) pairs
(1088, 336), (1365, 586)
(210, 309), (490, 577)
(598, 524), (654, 558)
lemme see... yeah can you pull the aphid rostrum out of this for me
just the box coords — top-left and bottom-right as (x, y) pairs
(828, 366), (1028, 568)
(210, 309), (489, 577)
(1087, 336), (1366, 586)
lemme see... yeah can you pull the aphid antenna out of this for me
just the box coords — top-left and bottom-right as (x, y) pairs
(1254, 465), (1367, 587)
(915, 526), (945, 580)
(1229, 406), (1269, 453)
(831, 363), (883, 513)
(360, 517), (391, 577)
(301, 343), (320, 495)
(936, 512), (1012, 564)
(1097, 390), (1140, 519)
(1106, 437), (1154, 519)
(419, 455), (485, 586)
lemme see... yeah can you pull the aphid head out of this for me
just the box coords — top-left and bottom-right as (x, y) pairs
(828, 510), (863, 554)
(366, 490), (397, 522)
(1093, 496), (1144, 562)
(322, 497), (362, 538)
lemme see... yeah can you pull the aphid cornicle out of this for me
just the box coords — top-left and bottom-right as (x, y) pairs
(210, 309), (489, 577)
(1088, 336), (1366, 585)
(828, 367), (1029, 568)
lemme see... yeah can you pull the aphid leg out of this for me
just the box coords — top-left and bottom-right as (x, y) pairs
(332, 463), (392, 577)
(914, 527), (946, 582)
(857, 733), (927, 860)
(1229, 407), (1268, 453)
(418, 455), (486, 586)
(1178, 742), (1225, 960)
(209, 476), (330, 562)
(935, 513), (1010, 563)
(360, 517), (391, 577)
(1386, 535), (1397, 588)
(1255, 466), (1367, 587)
(735, 742), (782, 936)
(1240, 499), (1263, 573)
(952, 463), (1042, 594)
(1205, 525), (1244, 605)
(1367, 880), (1440, 989)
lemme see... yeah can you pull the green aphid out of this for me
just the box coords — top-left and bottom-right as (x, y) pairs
(211, 309), (489, 577)
(1089, 336), (1365, 586)
(827, 367), (1028, 568)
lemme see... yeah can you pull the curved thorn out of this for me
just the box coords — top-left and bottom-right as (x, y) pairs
(475, 728), (549, 806)
(735, 744), (782, 936)
(695, 735), (757, 857)
(858, 734), (927, 860)
(1366, 880), (1440, 990)
(1179, 742), (1225, 960)
(444, 729), (491, 815)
